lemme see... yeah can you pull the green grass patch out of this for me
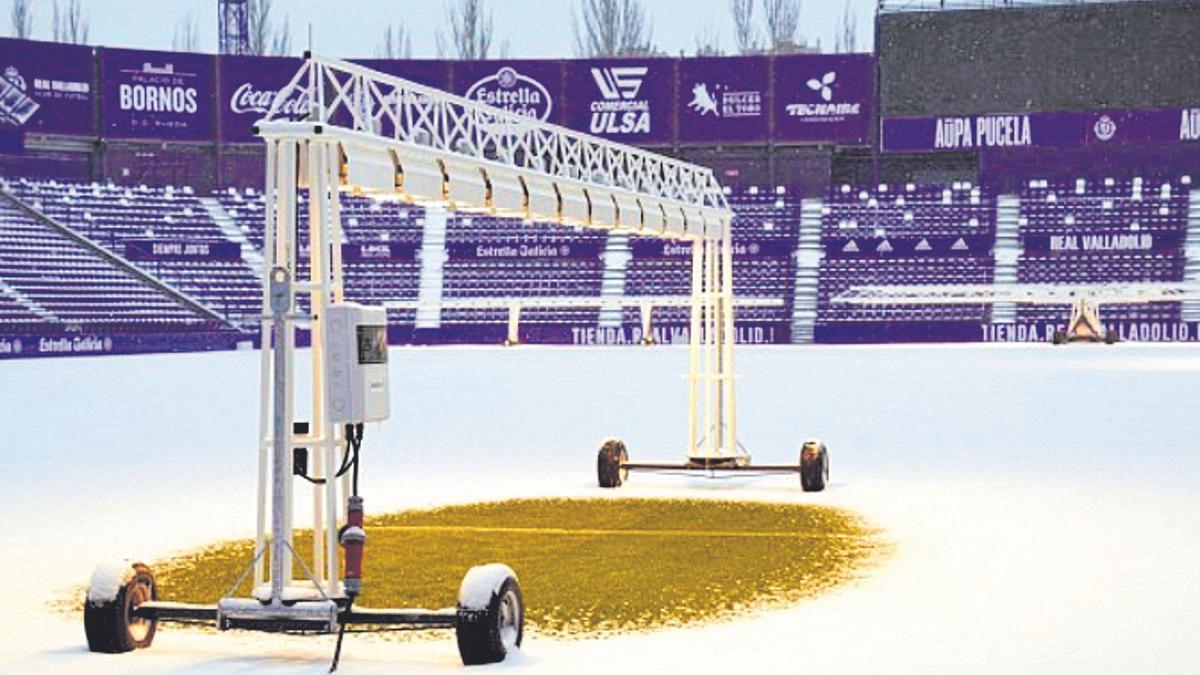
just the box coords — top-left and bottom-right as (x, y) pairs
(152, 498), (888, 636)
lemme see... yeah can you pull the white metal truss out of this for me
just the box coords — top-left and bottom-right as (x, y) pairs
(247, 56), (746, 606)
(258, 54), (730, 236)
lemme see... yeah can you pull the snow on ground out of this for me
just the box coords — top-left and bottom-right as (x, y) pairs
(1, 343), (1198, 673)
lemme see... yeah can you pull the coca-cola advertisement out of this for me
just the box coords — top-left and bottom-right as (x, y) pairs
(220, 56), (452, 143)
(219, 55), (305, 143)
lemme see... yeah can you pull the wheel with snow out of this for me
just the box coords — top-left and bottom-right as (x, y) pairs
(456, 565), (524, 666)
(84, 562), (158, 654)
(597, 439), (629, 488)
(799, 441), (829, 493)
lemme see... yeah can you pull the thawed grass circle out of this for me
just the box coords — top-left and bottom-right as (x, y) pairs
(154, 498), (886, 636)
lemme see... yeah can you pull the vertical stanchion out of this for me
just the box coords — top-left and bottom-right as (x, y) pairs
(279, 140), (297, 590)
(324, 141), (344, 595)
(704, 238), (718, 458)
(254, 139), (279, 589)
(721, 218), (737, 460)
(688, 238), (703, 457)
(309, 140), (327, 587)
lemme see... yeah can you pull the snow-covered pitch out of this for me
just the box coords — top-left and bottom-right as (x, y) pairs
(1, 343), (1197, 673)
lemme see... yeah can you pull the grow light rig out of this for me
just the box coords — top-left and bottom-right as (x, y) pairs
(835, 281), (1200, 344)
(82, 53), (824, 669)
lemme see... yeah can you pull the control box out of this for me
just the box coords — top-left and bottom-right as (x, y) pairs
(327, 303), (390, 424)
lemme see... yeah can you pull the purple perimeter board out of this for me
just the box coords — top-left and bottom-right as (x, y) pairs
(100, 47), (215, 141)
(562, 58), (675, 145)
(218, 54), (303, 143)
(678, 55), (770, 144)
(883, 107), (1200, 153)
(218, 57), (451, 143)
(0, 38), (94, 136)
(773, 54), (873, 145)
(451, 59), (564, 126)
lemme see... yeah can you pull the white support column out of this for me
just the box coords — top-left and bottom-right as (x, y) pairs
(323, 141), (343, 596)
(704, 238), (718, 458)
(721, 220), (737, 460)
(254, 140), (280, 589)
(687, 239), (702, 457)
(309, 139), (327, 589)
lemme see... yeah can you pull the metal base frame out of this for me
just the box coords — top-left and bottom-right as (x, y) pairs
(134, 601), (457, 635)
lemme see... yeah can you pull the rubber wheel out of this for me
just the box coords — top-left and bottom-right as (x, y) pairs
(456, 575), (524, 666)
(84, 563), (158, 653)
(799, 441), (829, 493)
(1052, 330), (1067, 345)
(1105, 330), (1117, 345)
(597, 439), (629, 488)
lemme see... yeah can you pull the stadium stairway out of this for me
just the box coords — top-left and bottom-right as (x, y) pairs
(0, 187), (232, 329)
(0, 276), (54, 322)
(1184, 189), (1200, 322)
(199, 196), (265, 279)
(790, 199), (824, 344)
(415, 207), (448, 329)
(990, 194), (1022, 324)
(598, 231), (632, 329)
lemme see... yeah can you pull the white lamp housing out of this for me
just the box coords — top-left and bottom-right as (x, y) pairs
(524, 174), (559, 222)
(396, 148), (446, 204)
(613, 191), (643, 231)
(641, 199), (667, 235)
(341, 141), (396, 194)
(664, 205), (687, 237)
(589, 189), (618, 228)
(444, 159), (489, 211)
(558, 182), (590, 226)
(488, 167), (526, 215)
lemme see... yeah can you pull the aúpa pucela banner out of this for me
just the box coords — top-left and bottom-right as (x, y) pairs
(882, 107), (1200, 153)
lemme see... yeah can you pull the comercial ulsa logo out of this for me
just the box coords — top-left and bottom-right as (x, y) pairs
(1093, 114), (1117, 142)
(589, 66), (651, 134)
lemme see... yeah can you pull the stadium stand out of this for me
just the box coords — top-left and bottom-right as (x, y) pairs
(0, 199), (218, 332)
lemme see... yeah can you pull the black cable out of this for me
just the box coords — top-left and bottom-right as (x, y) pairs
(329, 601), (352, 673)
(351, 423), (363, 497)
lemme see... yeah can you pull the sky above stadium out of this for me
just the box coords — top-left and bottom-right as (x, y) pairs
(8, 0), (878, 57)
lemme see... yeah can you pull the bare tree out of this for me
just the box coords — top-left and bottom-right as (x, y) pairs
(835, 0), (857, 53)
(436, 0), (495, 60)
(248, 0), (291, 56)
(762, 0), (801, 53)
(377, 24), (414, 59)
(270, 14), (291, 56)
(173, 13), (200, 52)
(694, 24), (722, 57)
(10, 0), (33, 39)
(52, 0), (89, 45)
(572, 0), (655, 58)
(731, 0), (759, 54)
